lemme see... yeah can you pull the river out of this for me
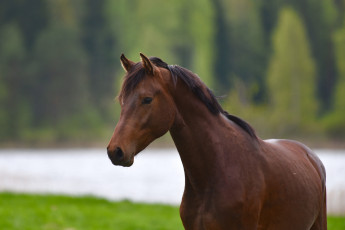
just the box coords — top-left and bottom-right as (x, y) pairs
(0, 148), (344, 215)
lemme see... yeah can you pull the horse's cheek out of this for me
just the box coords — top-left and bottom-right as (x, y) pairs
(149, 106), (172, 136)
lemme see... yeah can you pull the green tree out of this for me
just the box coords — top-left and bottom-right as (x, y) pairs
(175, 0), (215, 87)
(0, 23), (30, 140)
(259, 0), (338, 112)
(211, 0), (232, 92)
(267, 7), (318, 135)
(31, 23), (88, 131)
(334, 22), (345, 112)
(212, 0), (267, 100)
(291, 0), (338, 112)
(226, 0), (267, 101)
(323, 18), (345, 138)
(0, 0), (48, 50)
(82, 0), (118, 119)
(105, 0), (214, 87)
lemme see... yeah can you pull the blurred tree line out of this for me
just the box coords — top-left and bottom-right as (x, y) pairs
(0, 0), (344, 145)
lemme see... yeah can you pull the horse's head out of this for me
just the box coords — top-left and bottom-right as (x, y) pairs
(107, 53), (176, 167)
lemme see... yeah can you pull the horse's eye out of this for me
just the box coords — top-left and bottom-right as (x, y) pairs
(142, 97), (153, 105)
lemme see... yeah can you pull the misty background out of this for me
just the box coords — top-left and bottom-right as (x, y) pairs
(0, 0), (345, 147)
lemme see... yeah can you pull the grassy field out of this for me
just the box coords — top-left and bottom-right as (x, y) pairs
(0, 193), (344, 230)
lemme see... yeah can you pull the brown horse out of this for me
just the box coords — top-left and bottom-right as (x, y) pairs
(107, 53), (327, 230)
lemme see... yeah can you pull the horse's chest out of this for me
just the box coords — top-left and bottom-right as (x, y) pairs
(180, 185), (263, 230)
(181, 207), (222, 230)
(180, 196), (242, 230)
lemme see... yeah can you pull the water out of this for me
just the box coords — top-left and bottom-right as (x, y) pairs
(0, 149), (185, 205)
(0, 148), (344, 215)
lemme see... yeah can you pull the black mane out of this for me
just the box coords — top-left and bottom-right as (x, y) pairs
(119, 57), (257, 138)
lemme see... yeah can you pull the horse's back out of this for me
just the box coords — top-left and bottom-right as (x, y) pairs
(260, 139), (326, 229)
(264, 139), (326, 184)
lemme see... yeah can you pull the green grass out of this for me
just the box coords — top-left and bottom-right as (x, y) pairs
(0, 193), (183, 230)
(0, 192), (344, 230)
(328, 216), (345, 230)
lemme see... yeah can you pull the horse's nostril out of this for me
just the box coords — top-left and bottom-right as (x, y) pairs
(115, 147), (124, 161)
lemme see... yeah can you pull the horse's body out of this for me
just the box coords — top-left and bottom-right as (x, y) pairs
(107, 54), (326, 230)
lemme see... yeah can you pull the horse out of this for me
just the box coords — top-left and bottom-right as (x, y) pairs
(107, 53), (327, 230)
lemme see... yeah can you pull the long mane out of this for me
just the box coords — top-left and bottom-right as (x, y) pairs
(118, 57), (257, 138)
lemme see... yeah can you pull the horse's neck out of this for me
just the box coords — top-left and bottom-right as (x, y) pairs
(169, 89), (239, 190)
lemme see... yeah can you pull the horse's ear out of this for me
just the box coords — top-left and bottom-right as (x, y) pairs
(140, 53), (154, 75)
(120, 54), (135, 72)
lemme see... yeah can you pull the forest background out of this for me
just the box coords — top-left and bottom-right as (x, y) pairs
(1, 0), (345, 147)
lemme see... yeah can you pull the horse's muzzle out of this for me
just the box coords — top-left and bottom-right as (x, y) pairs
(107, 147), (134, 167)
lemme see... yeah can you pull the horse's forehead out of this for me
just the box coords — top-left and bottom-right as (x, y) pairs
(120, 66), (169, 103)
(121, 78), (159, 106)
(140, 73), (164, 88)
(128, 76), (160, 96)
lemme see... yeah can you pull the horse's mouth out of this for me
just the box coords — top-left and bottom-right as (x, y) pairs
(123, 154), (134, 167)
